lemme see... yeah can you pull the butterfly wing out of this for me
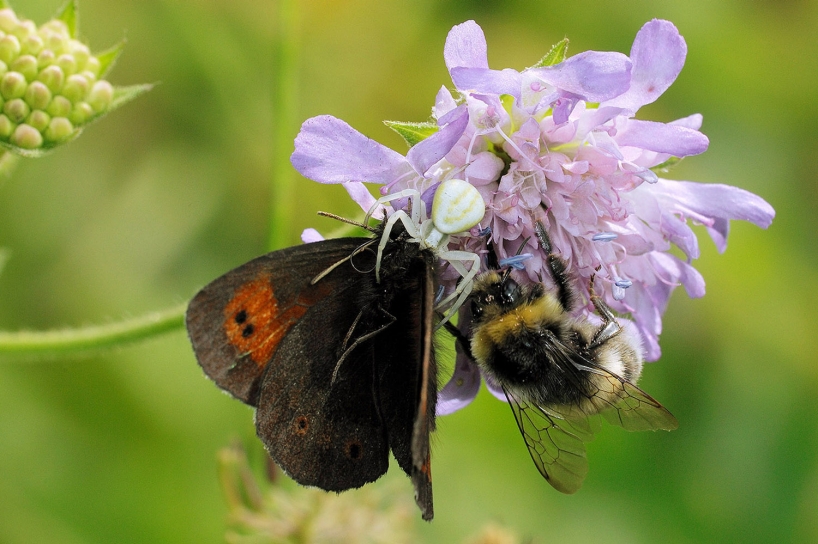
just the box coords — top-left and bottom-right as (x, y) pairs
(253, 265), (392, 491)
(186, 238), (364, 405)
(374, 252), (437, 520)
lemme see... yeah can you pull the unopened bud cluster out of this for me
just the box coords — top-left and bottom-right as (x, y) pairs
(0, 8), (113, 149)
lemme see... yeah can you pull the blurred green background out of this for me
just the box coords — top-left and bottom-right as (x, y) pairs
(0, 0), (813, 542)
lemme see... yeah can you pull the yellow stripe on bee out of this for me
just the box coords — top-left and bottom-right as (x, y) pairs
(471, 295), (564, 364)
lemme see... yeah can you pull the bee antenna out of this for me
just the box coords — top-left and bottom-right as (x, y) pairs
(316, 211), (377, 233)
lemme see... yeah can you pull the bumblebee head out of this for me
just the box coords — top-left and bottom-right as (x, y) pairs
(470, 270), (522, 322)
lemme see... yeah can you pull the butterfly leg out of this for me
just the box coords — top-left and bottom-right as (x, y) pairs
(331, 308), (397, 385)
(588, 272), (621, 348)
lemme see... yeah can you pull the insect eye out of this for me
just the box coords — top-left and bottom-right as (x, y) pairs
(501, 278), (518, 305)
(470, 298), (482, 319)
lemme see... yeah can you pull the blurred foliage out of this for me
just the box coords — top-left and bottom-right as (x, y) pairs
(0, 0), (814, 543)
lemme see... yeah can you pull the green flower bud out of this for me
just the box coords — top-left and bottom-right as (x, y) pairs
(56, 54), (76, 76)
(0, 35), (21, 65)
(42, 32), (66, 55)
(37, 48), (55, 68)
(24, 81), (51, 110)
(11, 55), (37, 81)
(12, 20), (36, 43)
(69, 101), (93, 125)
(40, 20), (69, 38)
(21, 34), (43, 56)
(37, 65), (64, 93)
(0, 9), (18, 34)
(46, 95), (71, 117)
(0, 60), (7, 79)
(1, 71), (26, 99)
(88, 80), (113, 112)
(44, 116), (73, 142)
(0, 114), (14, 138)
(84, 56), (101, 77)
(3, 98), (29, 123)
(71, 43), (90, 71)
(10, 123), (42, 149)
(80, 70), (97, 87)
(26, 109), (49, 132)
(61, 74), (88, 103)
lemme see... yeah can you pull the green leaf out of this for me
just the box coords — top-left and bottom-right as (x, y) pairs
(56, 0), (79, 39)
(0, 1), (11, 10)
(651, 156), (683, 173)
(95, 39), (126, 78)
(383, 120), (438, 147)
(532, 38), (569, 68)
(106, 83), (153, 114)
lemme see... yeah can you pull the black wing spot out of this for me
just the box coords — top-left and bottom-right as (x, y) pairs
(294, 416), (309, 436)
(242, 324), (255, 338)
(346, 440), (363, 460)
(235, 309), (248, 324)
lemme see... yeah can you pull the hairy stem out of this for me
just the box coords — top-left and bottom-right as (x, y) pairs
(0, 302), (186, 358)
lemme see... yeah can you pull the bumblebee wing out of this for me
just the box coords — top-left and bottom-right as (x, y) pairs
(575, 363), (679, 432)
(545, 336), (678, 432)
(504, 386), (592, 494)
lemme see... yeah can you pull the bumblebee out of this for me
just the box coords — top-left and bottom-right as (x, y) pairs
(464, 221), (678, 493)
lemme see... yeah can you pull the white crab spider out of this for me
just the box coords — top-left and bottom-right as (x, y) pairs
(364, 178), (485, 325)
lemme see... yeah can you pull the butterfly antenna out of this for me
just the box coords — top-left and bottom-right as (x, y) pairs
(316, 211), (377, 233)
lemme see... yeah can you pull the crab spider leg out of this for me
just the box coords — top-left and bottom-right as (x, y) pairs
(364, 188), (423, 228)
(375, 209), (421, 282)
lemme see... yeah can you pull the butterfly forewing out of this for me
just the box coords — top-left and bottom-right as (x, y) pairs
(186, 239), (364, 405)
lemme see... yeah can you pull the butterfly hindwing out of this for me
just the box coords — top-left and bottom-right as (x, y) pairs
(254, 260), (391, 491)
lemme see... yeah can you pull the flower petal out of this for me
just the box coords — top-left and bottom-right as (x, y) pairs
(529, 50), (632, 102)
(291, 115), (409, 184)
(300, 228), (324, 243)
(653, 179), (776, 233)
(616, 119), (709, 156)
(444, 20), (489, 73)
(343, 181), (380, 215)
(450, 67), (522, 98)
(437, 354), (481, 415)
(605, 19), (687, 113)
(406, 105), (469, 175)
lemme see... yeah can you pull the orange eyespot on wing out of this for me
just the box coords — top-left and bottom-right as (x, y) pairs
(222, 274), (308, 367)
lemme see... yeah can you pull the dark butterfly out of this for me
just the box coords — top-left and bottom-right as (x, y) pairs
(186, 221), (438, 520)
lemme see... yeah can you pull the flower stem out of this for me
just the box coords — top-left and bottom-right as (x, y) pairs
(269, 0), (301, 251)
(0, 302), (186, 358)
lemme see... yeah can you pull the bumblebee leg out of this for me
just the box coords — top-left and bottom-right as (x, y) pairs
(589, 272), (621, 348)
(440, 317), (474, 361)
(534, 221), (575, 312)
